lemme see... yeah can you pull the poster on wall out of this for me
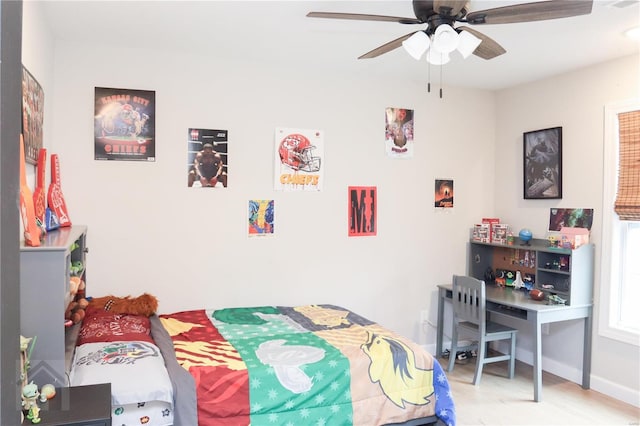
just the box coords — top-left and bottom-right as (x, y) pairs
(187, 128), (228, 188)
(248, 199), (275, 237)
(435, 179), (454, 208)
(21, 66), (45, 165)
(385, 107), (414, 158)
(348, 186), (377, 237)
(274, 128), (323, 191)
(549, 208), (594, 231)
(94, 87), (156, 161)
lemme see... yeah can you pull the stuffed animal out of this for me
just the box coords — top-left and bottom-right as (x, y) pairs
(88, 293), (158, 317)
(65, 298), (88, 324)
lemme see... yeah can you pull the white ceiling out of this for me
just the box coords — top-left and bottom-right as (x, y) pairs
(40, 0), (640, 91)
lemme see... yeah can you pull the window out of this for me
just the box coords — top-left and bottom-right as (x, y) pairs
(600, 100), (640, 345)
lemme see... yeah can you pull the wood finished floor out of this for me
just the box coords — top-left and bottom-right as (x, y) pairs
(437, 355), (640, 426)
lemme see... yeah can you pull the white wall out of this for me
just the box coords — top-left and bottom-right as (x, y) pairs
(49, 41), (496, 345)
(495, 54), (640, 406)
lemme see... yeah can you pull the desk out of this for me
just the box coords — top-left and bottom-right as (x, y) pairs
(436, 283), (592, 402)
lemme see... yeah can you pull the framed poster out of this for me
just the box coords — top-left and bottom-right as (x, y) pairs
(348, 186), (376, 237)
(21, 66), (44, 164)
(523, 126), (562, 199)
(94, 87), (156, 161)
(187, 128), (228, 188)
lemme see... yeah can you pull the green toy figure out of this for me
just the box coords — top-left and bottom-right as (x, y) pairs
(21, 382), (41, 424)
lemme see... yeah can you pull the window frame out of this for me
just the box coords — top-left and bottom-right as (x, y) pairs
(600, 99), (640, 346)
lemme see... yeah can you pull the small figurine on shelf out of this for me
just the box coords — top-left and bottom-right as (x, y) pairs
(21, 382), (41, 424)
(513, 271), (525, 290)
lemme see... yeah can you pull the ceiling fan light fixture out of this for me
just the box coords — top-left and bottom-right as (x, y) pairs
(457, 30), (482, 59)
(431, 24), (459, 54)
(402, 31), (430, 60)
(426, 48), (450, 66)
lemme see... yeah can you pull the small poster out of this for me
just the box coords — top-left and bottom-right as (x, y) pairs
(274, 128), (323, 191)
(549, 208), (594, 231)
(21, 66), (45, 164)
(94, 87), (156, 161)
(385, 107), (414, 158)
(187, 128), (228, 188)
(348, 186), (377, 237)
(435, 179), (454, 208)
(248, 199), (275, 237)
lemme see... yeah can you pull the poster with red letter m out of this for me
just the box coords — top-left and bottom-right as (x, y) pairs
(348, 186), (377, 237)
(94, 87), (156, 161)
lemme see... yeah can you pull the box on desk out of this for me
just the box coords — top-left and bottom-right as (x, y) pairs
(472, 223), (491, 243)
(482, 217), (500, 242)
(492, 224), (510, 244)
(560, 227), (589, 249)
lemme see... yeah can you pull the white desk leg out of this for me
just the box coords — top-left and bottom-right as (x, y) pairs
(436, 287), (446, 358)
(533, 312), (542, 402)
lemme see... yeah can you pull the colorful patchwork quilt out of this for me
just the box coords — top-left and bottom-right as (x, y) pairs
(159, 304), (455, 426)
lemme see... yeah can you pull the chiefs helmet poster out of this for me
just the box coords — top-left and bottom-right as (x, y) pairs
(94, 87), (156, 161)
(274, 128), (323, 191)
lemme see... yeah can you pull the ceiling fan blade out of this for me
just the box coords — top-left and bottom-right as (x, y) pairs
(358, 32), (418, 59)
(466, 0), (593, 25)
(433, 0), (467, 17)
(307, 12), (420, 25)
(457, 26), (506, 60)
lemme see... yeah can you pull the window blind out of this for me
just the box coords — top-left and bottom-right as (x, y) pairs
(615, 110), (640, 221)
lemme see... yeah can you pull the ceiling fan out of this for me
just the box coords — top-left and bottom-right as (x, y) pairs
(307, 0), (594, 61)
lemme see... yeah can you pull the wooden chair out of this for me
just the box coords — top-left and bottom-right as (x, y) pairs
(447, 275), (518, 385)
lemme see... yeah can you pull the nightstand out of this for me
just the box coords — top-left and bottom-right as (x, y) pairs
(34, 383), (111, 426)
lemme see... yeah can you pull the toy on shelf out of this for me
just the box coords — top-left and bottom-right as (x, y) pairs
(39, 384), (56, 403)
(518, 228), (533, 246)
(22, 382), (41, 424)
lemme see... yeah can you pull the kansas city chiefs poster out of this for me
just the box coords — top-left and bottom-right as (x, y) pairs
(274, 127), (323, 191)
(94, 87), (156, 161)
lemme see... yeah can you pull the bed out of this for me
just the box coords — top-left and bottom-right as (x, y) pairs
(155, 304), (456, 426)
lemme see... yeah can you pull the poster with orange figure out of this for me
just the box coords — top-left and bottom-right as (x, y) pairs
(348, 186), (376, 237)
(248, 199), (274, 237)
(434, 179), (454, 208)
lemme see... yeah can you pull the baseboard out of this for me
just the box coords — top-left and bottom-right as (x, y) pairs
(424, 342), (640, 408)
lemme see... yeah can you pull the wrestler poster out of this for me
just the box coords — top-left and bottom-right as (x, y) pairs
(248, 199), (274, 237)
(385, 107), (414, 158)
(274, 127), (323, 191)
(348, 186), (376, 237)
(435, 179), (454, 208)
(94, 87), (155, 161)
(187, 128), (228, 188)
(22, 66), (45, 164)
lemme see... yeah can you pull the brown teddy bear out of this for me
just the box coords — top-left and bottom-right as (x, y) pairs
(88, 293), (158, 317)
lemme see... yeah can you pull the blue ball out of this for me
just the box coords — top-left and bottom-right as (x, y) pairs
(519, 228), (533, 242)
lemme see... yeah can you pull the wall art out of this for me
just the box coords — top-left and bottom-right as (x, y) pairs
(21, 66), (44, 164)
(187, 128), (228, 188)
(94, 87), (156, 161)
(523, 126), (562, 199)
(274, 128), (323, 191)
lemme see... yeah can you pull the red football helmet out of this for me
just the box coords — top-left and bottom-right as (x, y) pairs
(278, 134), (321, 172)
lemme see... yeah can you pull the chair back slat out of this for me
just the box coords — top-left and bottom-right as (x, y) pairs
(452, 275), (486, 332)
